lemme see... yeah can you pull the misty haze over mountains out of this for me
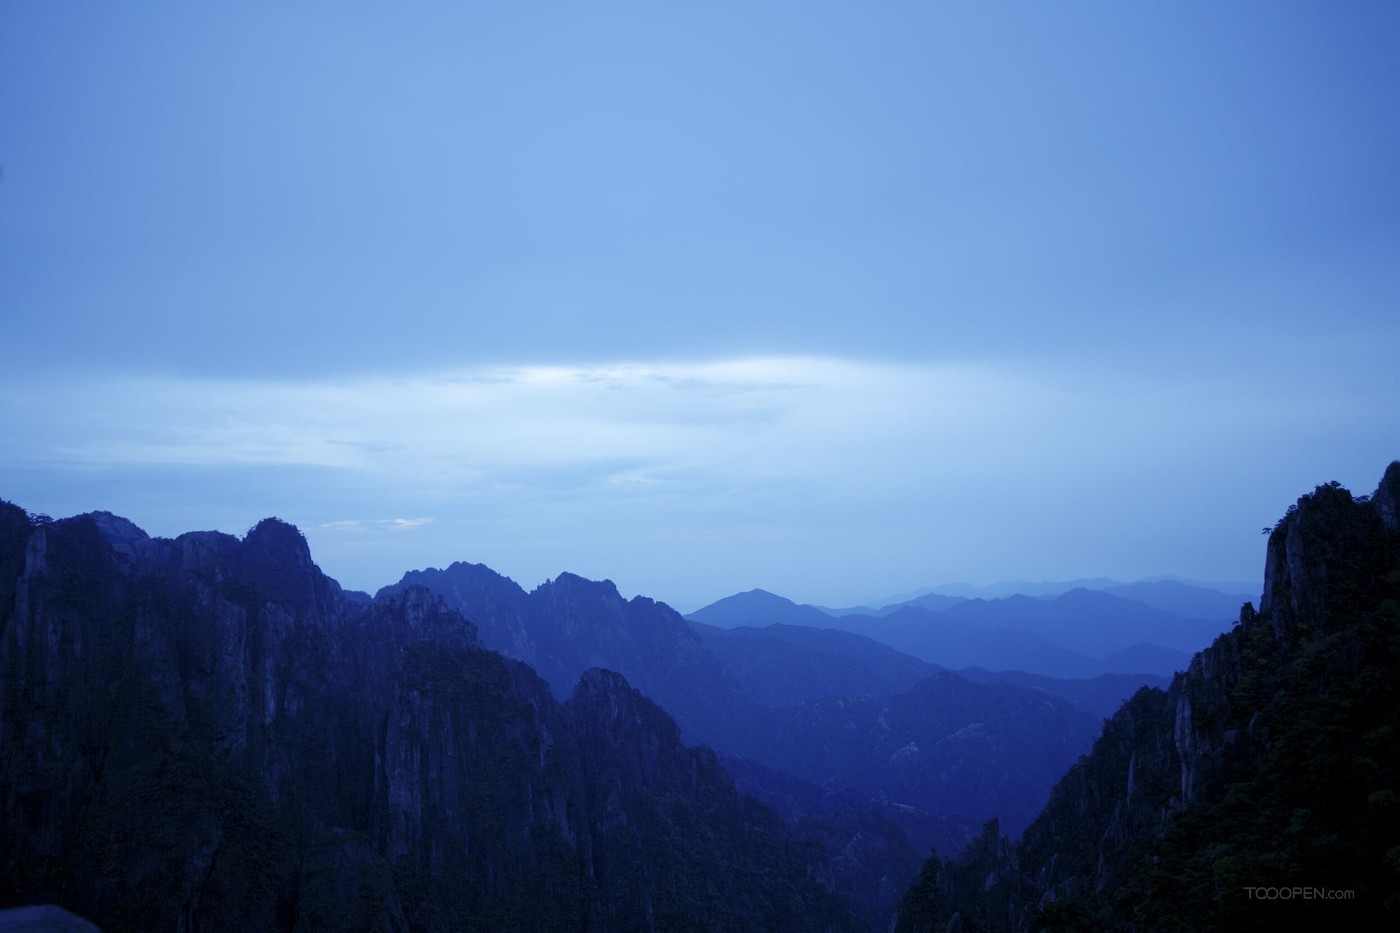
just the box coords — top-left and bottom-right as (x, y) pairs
(0, 495), (1268, 929)
(687, 580), (1242, 679)
(813, 576), (1257, 617)
(3, 462), (1399, 930)
(0, 494), (1121, 928)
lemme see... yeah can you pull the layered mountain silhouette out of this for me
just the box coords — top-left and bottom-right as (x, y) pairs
(379, 566), (1106, 831)
(1101, 579), (1255, 620)
(377, 562), (1107, 922)
(690, 621), (1161, 719)
(689, 582), (1235, 679)
(867, 577), (1253, 606)
(689, 621), (943, 708)
(0, 503), (1105, 931)
(7, 459), (1382, 932)
(0, 509), (853, 931)
(894, 462), (1400, 930)
(378, 564), (761, 751)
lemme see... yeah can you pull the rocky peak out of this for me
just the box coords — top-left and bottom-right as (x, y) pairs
(83, 510), (150, 569)
(567, 668), (687, 786)
(239, 518), (321, 609)
(1259, 475), (1392, 640)
(367, 584), (479, 649)
(377, 562), (534, 662)
(0, 503), (30, 611)
(396, 560), (527, 600)
(535, 571), (624, 605)
(573, 665), (632, 695)
(569, 667), (675, 737)
(168, 530), (242, 578)
(243, 517), (313, 566)
(1372, 459), (1400, 533)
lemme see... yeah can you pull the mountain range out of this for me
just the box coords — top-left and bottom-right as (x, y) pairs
(373, 559), (1113, 917)
(820, 576), (1256, 612)
(0, 503), (1105, 930)
(2, 461), (1395, 930)
(688, 583), (1236, 679)
(0, 510), (851, 931)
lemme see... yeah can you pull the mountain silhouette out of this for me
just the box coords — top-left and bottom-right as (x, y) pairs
(895, 462), (1400, 930)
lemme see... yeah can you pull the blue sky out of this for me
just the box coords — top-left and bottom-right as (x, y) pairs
(2, 2), (1397, 610)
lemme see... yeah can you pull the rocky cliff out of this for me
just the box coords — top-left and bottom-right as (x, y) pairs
(894, 462), (1400, 930)
(0, 506), (853, 932)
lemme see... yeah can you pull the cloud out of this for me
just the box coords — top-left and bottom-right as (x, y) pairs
(0, 357), (983, 476)
(0, 353), (1374, 507)
(321, 518), (435, 532)
(3, 351), (1395, 606)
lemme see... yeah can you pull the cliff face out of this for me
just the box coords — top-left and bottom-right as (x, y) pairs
(895, 462), (1400, 931)
(0, 506), (853, 932)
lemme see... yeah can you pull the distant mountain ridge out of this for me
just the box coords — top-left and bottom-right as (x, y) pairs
(693, 616), (1165, 719)
(937, 587), (1223, 656)
(690, 621), (943, 707)
(687, 588), (840, 629)
(724, 578), (1253, 624)
(885, 576), (1255, 606)
(1101, 579), (1254, 620)
(689, 582), (1235, 679)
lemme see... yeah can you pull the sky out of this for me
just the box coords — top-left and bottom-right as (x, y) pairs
(2, 1), (1397, 611)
